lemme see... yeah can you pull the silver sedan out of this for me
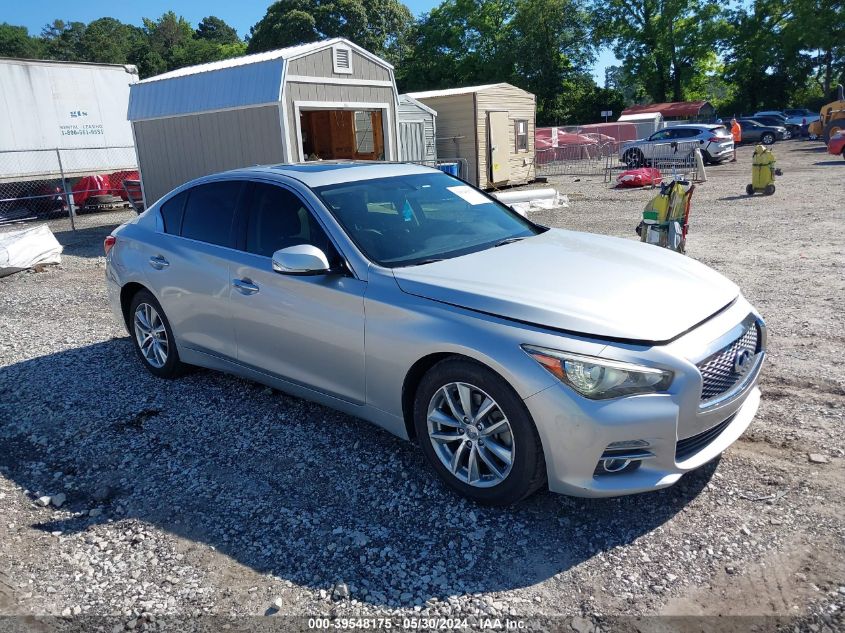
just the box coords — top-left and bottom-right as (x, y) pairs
(105, 163), (765, 505)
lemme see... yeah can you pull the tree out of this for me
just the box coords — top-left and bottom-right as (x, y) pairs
(593, 0), (725, 103)
(195, 16), (241, 45)
(789, 0), (845, 98)
(0, 23), (42, 58)
(399, 0), (601, 124)
(79, 18), (144, 65)
(246, 0), (414, 64)
(40, 20), (86, 61)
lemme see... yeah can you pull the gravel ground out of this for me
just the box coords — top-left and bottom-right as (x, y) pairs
(0, 140), (843, 632)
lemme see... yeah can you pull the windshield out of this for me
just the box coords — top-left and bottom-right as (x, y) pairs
(313, 172), (543, 267)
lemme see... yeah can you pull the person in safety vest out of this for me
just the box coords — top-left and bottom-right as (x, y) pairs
(731, 118), (742, 162)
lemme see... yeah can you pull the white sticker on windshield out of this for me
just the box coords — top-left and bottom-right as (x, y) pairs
(447, 185), (490, 206)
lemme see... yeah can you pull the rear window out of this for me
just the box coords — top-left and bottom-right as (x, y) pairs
(180, 181), (243, 247)
(160, 191), (187, 235)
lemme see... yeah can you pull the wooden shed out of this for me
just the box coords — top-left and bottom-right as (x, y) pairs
(397, 94), (437, 163)
(407, 83), (536, 188)
(128, 38), (399, 204)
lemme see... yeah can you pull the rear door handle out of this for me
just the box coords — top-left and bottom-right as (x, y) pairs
(232, 278), (259, 295)
(149, 255), (169, 270)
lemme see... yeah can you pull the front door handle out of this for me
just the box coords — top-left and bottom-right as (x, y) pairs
(232, 278), (259, 295)
(149, 255), (169, 270)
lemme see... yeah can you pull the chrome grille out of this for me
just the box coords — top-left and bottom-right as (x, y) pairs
(697, 323), (760, 403)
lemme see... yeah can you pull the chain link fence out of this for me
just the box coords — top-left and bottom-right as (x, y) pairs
(535, 142), (618, 177)
(0, 146), (139, 233)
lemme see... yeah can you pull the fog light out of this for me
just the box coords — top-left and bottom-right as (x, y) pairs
(602, 458), (633, 473)
(607, 439), (650, 450)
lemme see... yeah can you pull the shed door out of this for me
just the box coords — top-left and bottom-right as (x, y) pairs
(399, 121), (426, 162)
(488, 111), (511, 184)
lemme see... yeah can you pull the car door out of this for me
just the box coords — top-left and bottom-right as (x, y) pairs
(647, 129), (675, 161)
(228, 180), (366, 403)
(148, 179), (246, 360)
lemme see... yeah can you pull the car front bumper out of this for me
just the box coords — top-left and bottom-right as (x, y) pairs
(522, 301), (764, 498)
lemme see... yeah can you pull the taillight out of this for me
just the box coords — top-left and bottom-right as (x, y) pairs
(104, 235), (116, 256)
(709, 136), (728, 142)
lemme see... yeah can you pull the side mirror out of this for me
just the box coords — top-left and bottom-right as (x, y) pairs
(271, 244), (331, 275)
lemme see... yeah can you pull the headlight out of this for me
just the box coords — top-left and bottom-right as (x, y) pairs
(522, 345), (673, 400)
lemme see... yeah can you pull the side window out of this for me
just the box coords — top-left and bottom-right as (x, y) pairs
(515, 120), (528, 151)
(180, 181), (243, 247)
(245, 183), (340, 263)
(160, 191), (187, 235)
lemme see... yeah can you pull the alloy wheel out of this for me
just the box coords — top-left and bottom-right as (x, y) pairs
(133, 303), (169, 369)
(426, 382), (515, 488)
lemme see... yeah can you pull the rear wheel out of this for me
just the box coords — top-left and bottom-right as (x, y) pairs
(764, 184), (776, 196)
(623, 148), (644, 168)
(761, 133), (775, 145)
(413, 358), (546, 505)
(129, 290), (184, 378)
(746, 184), (754, 195)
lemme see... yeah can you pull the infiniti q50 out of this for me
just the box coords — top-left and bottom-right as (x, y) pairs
(105, 163), (765, 505)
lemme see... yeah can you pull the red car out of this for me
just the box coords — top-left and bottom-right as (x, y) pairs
(829, 131), (845, 159)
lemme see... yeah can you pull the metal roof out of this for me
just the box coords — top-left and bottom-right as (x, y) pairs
(398, 94), (437, 116)
(621, 101), (713, 118)
(128, 38), (394, 121)
(406, 83), (512, 99)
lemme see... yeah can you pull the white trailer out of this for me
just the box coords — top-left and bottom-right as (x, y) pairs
(0, 58), (138, 181)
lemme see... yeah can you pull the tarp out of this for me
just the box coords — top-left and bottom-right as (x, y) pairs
(616, 167), (663, 188)
(0, 224), (62, 277)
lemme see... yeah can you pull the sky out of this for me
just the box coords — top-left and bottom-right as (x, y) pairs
(2, 0), (618, 84)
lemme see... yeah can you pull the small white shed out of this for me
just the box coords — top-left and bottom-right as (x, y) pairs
(397, 94), (437, 163)
(128, 38), (400, 204)
(407, 83), (536, 188)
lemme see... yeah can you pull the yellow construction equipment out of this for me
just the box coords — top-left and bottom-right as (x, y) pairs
(746, 145), (777, 196)
(808, 84), (845, 142)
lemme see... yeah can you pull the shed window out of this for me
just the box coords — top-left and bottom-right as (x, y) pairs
(515, 120), (528, 151)
(333, 45), (353, 74)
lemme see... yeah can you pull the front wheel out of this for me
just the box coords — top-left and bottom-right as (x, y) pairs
(761, 133), (775, 145)
(764, 184), (776, 195)
(129, 290), (184, 377)
(413, 358), (546, 505)
(623, 149), (644, 168)
(746, 184), (755, 195)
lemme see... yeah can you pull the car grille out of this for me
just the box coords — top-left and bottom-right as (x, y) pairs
(676, 414), (735, 461)
(697, 323), (760, 404)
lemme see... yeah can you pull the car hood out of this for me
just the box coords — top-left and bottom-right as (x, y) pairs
(392, 229), (739, 343)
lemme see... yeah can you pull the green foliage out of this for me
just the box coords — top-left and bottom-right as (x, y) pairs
(399, 0), (613, 125)
(246, 0), (414, 65)
(0, 23), (43, 58)
(195, 16), (241, 45)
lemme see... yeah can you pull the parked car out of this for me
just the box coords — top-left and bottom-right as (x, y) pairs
(751, 115), (798, 139)
(620, 124), (734, 167)
(828, 131), (845, 159)
(105, 163), (766, 505)
(783, 108), (821, 125)
(736, 119), (787, 144)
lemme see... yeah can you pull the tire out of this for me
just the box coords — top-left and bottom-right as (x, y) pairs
(823, 119), (845, 143)
(128, 289), (184, 378)
(623, 149), (644, 168)
(764, 184), (776, 196)
(761, 133), (775, 145)
(413, 357), (546, 505)
(701, 151), (713, 165)
(746, 184), (754, 195)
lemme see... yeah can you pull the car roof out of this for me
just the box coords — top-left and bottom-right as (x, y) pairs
(213, 161), (440, 188)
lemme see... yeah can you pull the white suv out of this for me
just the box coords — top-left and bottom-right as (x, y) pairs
(620, 124), (734, 167)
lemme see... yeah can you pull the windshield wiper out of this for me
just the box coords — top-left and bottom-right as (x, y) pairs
(405, 258), (445, 266)
(494, 236), (527, 247)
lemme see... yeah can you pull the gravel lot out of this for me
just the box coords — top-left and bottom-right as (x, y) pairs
(1, 141), (843, 632)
